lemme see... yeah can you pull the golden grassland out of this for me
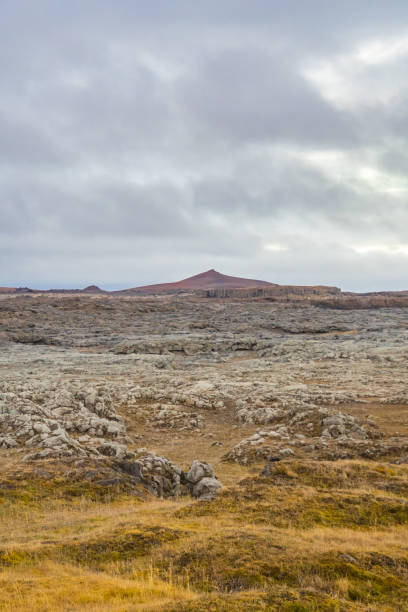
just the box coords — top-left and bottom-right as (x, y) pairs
(0, 458), (407, 611)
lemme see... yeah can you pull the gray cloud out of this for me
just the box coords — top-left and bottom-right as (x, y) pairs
(1, 1), (408, 291)
(178, 46), (356, 146)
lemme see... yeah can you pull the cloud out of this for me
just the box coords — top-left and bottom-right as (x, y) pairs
(303, 33), (408, 111)
(1, 1), (408, 290)
(177, 45), (356, 146)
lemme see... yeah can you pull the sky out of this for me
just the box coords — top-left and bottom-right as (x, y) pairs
(1, 1), (408, 291)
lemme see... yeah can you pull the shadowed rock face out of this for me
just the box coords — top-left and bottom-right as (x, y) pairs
(197, 284), (342, 299)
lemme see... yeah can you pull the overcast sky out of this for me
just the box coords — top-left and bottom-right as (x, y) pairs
(1, 1), (408, 291)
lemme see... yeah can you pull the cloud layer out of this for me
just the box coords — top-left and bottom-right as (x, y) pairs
(1, 1), (408, 290)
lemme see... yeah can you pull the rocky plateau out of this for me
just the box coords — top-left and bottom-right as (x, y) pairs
(1, 293), (408, 485)
(2, 290), (408, 610)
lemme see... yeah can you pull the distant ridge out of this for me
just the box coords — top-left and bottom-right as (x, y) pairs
(0, 285), (104, 295)
(81, 285), (105, 294)
(3, 271), (407, 303)
(113, 269), (277, 295)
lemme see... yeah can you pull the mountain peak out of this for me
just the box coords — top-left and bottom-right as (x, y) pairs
(114, 269), (277, 294)
(82, 285), (104, 293)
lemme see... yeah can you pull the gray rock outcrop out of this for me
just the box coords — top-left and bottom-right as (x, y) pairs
(118, 455), (223, 500)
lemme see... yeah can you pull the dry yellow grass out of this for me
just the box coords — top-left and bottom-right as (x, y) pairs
(0, 561), (198, 611)
(0, 458), (407, 610)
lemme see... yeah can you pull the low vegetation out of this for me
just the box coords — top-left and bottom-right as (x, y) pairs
(0, 458), (407, 610)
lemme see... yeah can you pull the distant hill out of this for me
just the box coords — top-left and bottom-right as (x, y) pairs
(2, 271), (407, 303)
(0, 287), (19, 294)
(114, 269), (277, 295)
(0, 285), (104, 295)
(79, 285), (105, 294)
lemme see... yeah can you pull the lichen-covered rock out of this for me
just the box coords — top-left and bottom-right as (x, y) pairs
(96, 442), (134, 460)
(118, 454), (182, 498)
(0, 381), (128, 459)
(149, 404), (204, 430)
(223, 414), (407, 465)
(184, 460), (222, 500)
(186, 460), (215, 484)
(116, 456), (223, 500)
(2, 296), (408, 478)
(0, 435), (17, 448)
(192, 477), (223, 501)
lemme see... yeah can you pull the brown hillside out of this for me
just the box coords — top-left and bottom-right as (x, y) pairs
(114, 269), (277, 295)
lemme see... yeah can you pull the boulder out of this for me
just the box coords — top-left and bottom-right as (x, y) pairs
(192, 477), (223, 501)
(118, 454), (182, 498)
(116, 455), (223, 500)
(185, 460), (215, 484)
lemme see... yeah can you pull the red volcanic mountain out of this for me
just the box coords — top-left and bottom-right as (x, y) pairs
(115, 269), (277, 295)
(81, 285), (105, 294)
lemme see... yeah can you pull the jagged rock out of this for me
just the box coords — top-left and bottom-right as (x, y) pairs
(149, 404), (204, 430)
(280, 447), (295, 457)
(116, 456), (222, 500)
(186, 460), (215, 483)
(118, 454), (182, 498)
(0, 381), (128, 459)
(97, 442), (134, 460)
(3, 295), (408, 478)
(184, 460), (222, 500)
(112, 335), (268, 356)
(394, 455), (408, 464)
(11, 333), (57, 345)
(260, 457), (281, 477)
(192, 477), (223, 500)
(0, 435), (17, 448)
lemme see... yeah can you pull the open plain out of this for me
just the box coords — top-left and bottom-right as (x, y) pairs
(1, 293), (408, 611)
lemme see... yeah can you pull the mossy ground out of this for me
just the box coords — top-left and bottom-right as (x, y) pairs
(0, 459), (407, 610)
